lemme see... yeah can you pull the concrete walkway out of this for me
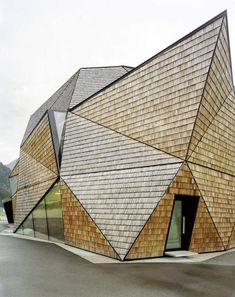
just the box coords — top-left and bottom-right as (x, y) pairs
(0, 223), (235, 297)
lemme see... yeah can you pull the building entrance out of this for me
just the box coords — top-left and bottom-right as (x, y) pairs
(165, 195), (199, 251)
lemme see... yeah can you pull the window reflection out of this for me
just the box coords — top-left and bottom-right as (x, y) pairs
(45, 185), (64, 243)
(33, 200), (48, 240)
(9, 176), (18, 196)
(53, 112), (66, 144)
(22, 214), (34, 237)
(15, 183), (64, 243)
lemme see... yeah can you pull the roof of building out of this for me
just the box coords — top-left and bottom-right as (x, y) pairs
(21, 66), (133, 146)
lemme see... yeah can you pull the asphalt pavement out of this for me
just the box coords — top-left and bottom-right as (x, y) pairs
(0, 223), (234, 297)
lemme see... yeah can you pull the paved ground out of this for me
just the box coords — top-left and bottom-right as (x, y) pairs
(0, 223), (235, 297)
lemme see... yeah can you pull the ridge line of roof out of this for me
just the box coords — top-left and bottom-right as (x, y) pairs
(78, 65), (134, 70)
(70, 10), (227, 112)
(30, 69), (79, 117)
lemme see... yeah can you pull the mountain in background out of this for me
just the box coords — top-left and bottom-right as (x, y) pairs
(0, 162), (11, 206)
(6, 159), (18, 170)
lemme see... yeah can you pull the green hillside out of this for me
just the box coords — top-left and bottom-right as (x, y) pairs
(0, 162), (11, 206)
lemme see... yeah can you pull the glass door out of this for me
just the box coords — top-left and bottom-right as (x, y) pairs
(166, 200), (182, 250)
(165, 195), (199, 251)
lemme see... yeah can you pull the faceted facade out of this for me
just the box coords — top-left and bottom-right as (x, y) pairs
(10, 11), (235, 260)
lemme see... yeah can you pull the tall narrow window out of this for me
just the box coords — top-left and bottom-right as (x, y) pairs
(45, 184), (64, 243)
(53, 111), (66, 144)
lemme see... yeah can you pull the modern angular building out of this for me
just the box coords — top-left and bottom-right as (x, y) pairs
(9, 11), (235, 260)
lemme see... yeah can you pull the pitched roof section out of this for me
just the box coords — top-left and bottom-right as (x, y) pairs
(21, 66), (132, 147)
(21, 72), (78, 146)
(69, 66), (133, 108)
(73, 14), (225, 159)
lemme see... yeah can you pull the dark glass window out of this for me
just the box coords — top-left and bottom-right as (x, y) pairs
(9, 176), (18, 196)
(22, 214), (34, 237)
(15, 183), (64, 243)
(53, 111), (66, 144)
(33, 200), (48, 240)
(45, 185), (64, 243)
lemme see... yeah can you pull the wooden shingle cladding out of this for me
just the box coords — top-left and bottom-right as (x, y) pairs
(60, 180), (119, 259)
(14, 178), (57, 227)
(73, 17), (224, 159)
(61, 112), (181, 175)
(17, 151), (57, 190)
(189, 198), (224, 252)
(187, 17), (234, 157)
(13, 11), (235, 260)
(21, 72), (79, 146)
(14, 114), (58, 229)
(69, 67), (132, 108)
(228, 225), (235, 248)
(21, 114), (58, 174)
(61, 163), (181, 259)
(189, 163), (235, 247)
(188, 93), (235, 175)
(126, 164), (200, 259)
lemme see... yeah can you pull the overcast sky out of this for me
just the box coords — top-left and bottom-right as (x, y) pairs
(0, 0), (234, 165)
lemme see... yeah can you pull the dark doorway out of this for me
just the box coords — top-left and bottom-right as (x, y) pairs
(165, 195), (199, 251)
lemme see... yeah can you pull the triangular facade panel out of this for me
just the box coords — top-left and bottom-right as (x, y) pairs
(60, 179), (119, 259)
(187, 17), (234, 157)
(60, 112), (181, 177)
(189, 198), (224, 252)
(14, 177), (57, 228)
(18, 150), (57, 190)
(73, 16), (223, 159)
(228, 225), (235, 249)
(188, 92), (235, 175)
(69, 67), (132, 108)
(22, 114), (58, 175)
(189, 163), (235, 247)
(21, 73), (77, 146)
(126, 163), (200, 259)
(51, 71), (79, 111)
(62, 163), (181, 259)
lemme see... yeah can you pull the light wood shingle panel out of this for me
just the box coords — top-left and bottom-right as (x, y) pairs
(126, 164), (200, 259)
(189, 93), (235, 175)
(189, 163), (235, 247)
(22, 114), (58, 174)
(187, 19), (234, 156)
(189, 198), (224, 252)
(61, 163), (181, 259)
(60, 180), (119, 259)
(14, 178), (57, 228)
(74, 18), (223, 159)
(60, 112), (181, 176)
(18, 151), (57, 190)
(228, 225), (235, 249)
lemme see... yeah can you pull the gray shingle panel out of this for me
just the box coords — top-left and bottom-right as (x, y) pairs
(60, 112), (182, 258)
(60, 113), (181, 176)
(69, 66), (132, 108)
(62, 163), (181, 259)
(21, 66), (132, 146)
(51, 72), (80, 111)
(21, 72), (78, 146)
